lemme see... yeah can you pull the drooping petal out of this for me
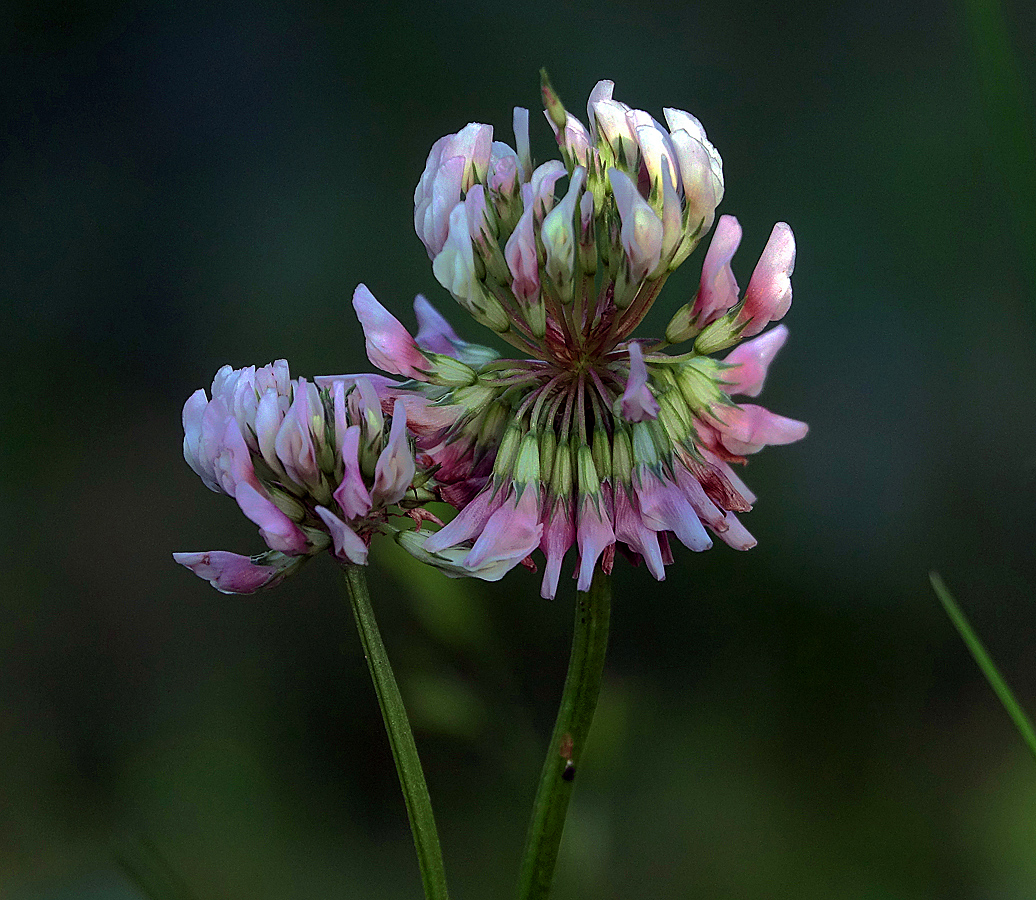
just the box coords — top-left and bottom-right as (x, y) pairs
(172, 550), (290, 594)
(539, 496), (575, 600)
(352, 284), (430, 379)
(575, 491), (615, 591)
(621, 342), (659, 422)
(635, 470), (712, 552)
(396, 529), (516, 582)
(464, 487), (543, 572)
(423, 487), (506, 554)
(613, 483), (665, 581)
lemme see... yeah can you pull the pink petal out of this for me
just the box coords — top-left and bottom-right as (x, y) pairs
(352, 284), (430, 379)
(539, 496), (575, 600)
(464, 487), (543, 572)
(738, 222), (795, 337)
(693, 215), (741, 326)
(414, 294), (463, 356)
(635, 470), (712, 553)
(613, 483), (665, 581)
(274, 378), (321, 492)
(333, 424), (372, 520)
(504, 196), (540, 304)
(423, 487), (505, 553)
(173, 550), (288, 594)
(621, 342), (659, 422)
(234, 481), (308, 554)
(527, 161), (567, 219)
(720, 325), (789, 397)
(373, 399), (416, 506)
(608, 168), (663, 280)
(315, 506), (369, 565)
(714, 404), (809, 455)
(575, 491), (615, 591)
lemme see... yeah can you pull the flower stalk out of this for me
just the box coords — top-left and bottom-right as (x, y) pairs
(339, 564), (450, 900)
(517, 568), (612, 900)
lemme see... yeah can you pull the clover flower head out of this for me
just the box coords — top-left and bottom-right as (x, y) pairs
(350, 76), (808, 599)
(175, 360), (427, 593)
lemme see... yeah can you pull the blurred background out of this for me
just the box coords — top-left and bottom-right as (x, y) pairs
(3, 0), (1036, 897)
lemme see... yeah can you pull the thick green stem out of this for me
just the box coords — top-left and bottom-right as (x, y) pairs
(517, 568), (612, 900)
(340, 565), (450, 900)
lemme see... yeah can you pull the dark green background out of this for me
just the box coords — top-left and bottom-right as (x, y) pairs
(4, 1), (1035, 897)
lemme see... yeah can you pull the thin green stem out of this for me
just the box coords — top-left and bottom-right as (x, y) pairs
(517, 568), (612, 900)
(340, 565), (450, 900)
(112, 834), (201, 900)
(930, 571), (1036, 761)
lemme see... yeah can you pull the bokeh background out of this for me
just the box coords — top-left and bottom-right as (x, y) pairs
(4, 0), (1036, 897)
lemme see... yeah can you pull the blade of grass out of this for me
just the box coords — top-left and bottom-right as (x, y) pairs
(930, 571), (1036, 761)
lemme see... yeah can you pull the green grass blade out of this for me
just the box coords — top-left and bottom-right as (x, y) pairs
(930, 571), (1036, 761)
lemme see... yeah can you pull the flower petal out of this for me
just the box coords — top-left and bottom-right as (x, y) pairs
(720, 325), (789, 397)
(172, 550), (289, 594)
(315, 506), (369, 565)
(352, 284), (430, 379)
(621, 342), (660, 422)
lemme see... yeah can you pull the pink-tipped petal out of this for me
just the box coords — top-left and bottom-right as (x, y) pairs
(621, 342), (659, 422)
(352, 284), (429, 379)
(739, 223), (795, 337)
(693, 215), (742, 325)
(173, 550), (287, 594)
(720, 325), (789, 397)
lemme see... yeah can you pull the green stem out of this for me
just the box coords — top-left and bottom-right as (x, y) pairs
(930, 571), (1036, 761)
(340, 565), (450, 900)
(517, 568), (612, 900)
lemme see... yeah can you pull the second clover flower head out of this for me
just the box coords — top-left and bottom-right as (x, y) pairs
(174, 361), (426, 593)
(353, 75), (809, 599)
